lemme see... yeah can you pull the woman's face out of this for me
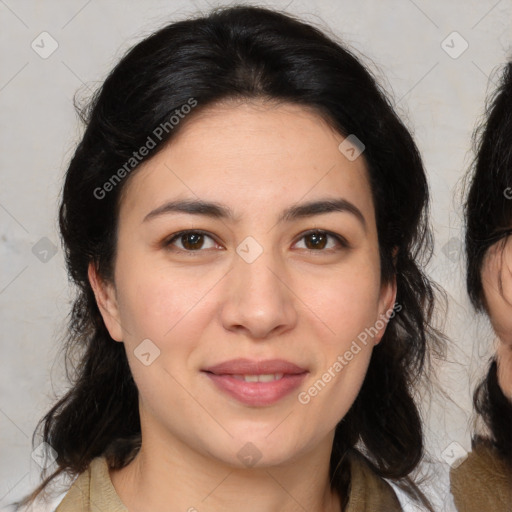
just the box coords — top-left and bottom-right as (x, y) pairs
(92, 100), (395, 468)
(481, 236), (512, 398)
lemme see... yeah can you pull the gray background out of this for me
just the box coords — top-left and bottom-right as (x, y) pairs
(1, 0), (511, 510)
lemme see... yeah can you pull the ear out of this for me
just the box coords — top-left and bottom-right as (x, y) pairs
(496, 343), (512, 400)
(374, 275), (398, 346)
(482, 237), (512, 347)
(88, 262), (124, 342)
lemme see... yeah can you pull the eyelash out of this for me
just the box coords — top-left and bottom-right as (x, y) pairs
(162, 229), (349, 254)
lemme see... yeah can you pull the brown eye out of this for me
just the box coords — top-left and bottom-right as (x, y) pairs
(295, 230), (347, 251)
(182, 232), (204, 250)
(305, 232), (328, 250)
(164, 231), (218, 252)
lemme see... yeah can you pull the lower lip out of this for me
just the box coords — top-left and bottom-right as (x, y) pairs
(203, 372), (308, 406)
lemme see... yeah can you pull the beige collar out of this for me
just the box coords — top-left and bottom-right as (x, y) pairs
(56, 453), (401, 511)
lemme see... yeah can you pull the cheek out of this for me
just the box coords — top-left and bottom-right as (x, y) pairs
(295, 258), (384, 417)
(114, 266), (211, 409)
(302, 257), (383, 342)
(297, 323), (374, 437)
(114, 256), (217, 342)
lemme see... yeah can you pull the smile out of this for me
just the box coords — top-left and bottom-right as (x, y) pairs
(202, 359), (309, 406)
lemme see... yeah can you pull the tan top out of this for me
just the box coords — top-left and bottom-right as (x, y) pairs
(56, 452), (402, 511)
(450, 442), (512, 511)
(56, 457), (127, 512)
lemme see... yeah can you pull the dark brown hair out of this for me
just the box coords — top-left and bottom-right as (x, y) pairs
(15, 5), (443, 510)
(465, 61), (512, 468)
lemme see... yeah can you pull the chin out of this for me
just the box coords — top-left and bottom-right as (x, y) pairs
(205, 433), (305, 469)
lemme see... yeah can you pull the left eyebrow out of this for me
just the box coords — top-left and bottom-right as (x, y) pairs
(278, 198), (366, 230)
(143, 197), (367, 230)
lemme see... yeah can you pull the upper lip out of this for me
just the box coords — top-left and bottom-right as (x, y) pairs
(202, 358), (308, 375)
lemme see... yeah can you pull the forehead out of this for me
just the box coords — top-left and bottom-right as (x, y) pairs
(118, 100), (375, 225)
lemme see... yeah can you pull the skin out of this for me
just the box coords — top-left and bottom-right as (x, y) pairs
(481, 235), (512, 399)
(89, 100), (396, 512)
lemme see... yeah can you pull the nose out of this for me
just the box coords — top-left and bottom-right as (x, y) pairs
(220, 245), (298, 340)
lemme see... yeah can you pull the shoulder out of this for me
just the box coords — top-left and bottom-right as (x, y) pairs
(345, 451), (403, 511)
(55, 457), (127, 512)
(450, 441), (512, 511)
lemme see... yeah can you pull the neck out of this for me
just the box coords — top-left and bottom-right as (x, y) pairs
(109, 424), (341, 512)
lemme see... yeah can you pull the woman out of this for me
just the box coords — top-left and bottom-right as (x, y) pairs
(450, 61), (512, 511)
(16, 5), (442, 511)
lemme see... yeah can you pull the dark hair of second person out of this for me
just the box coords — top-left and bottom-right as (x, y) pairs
(451, 61), (512, 512)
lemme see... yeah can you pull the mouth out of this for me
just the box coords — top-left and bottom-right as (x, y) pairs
(201, 358), (308, 406)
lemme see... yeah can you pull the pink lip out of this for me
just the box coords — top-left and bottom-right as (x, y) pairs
(202, 358), (308, 406)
